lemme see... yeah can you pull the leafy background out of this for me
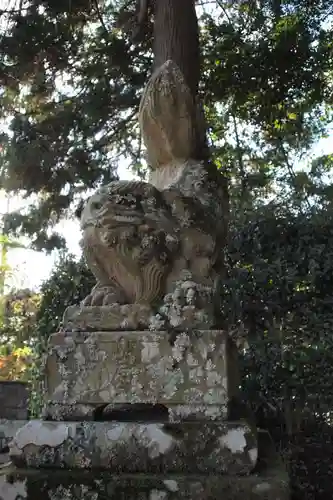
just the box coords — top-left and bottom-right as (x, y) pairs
(0, 0), (333, 498)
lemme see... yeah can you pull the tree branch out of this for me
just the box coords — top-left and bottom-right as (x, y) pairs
(92, 0), (110, 36)
(232, 113), (247, 207)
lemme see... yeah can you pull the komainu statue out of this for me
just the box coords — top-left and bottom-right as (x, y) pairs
(63, 60), (227, 333)
(80, 180), (179, 308)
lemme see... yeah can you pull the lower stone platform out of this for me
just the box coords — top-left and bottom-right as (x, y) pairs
(9, 420), (257, 475)
(2, 431), (289, 499)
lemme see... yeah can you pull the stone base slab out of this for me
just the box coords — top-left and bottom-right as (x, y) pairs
(45, 330), (240, 421)
(9, 420), (257, 475)
(4, 430), (289, 499)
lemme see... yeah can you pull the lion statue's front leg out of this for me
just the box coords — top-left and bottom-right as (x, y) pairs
(82, 282), (126, 307)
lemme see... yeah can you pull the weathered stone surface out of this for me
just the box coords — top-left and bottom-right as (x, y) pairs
(9, 420), (257, 474)
(62, 171), (226, 332)
(63, 304), (153, 332)
(0, 420), (20, 481)
(0, 475), (26, 500)
(0, 421), (27, 453)
(0, 471), (288, 500)
(44, 330), (239, 421)
(0, 383), (28, 420)
(4, 431), (288, 499)
(79, 180), (179, 307)
(59, 64), (227, 333)
(138, 60), (199, 169)
(33, 473), (287, 500)
(1, 474), (289, 500)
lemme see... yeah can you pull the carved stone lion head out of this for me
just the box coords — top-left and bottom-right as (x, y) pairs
(81, 180), (179, 305)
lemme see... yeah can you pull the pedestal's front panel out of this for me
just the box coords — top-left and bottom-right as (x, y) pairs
(45, 330), (239, 421)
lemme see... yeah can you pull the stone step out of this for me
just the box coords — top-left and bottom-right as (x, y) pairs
(9, 420), (257, 474)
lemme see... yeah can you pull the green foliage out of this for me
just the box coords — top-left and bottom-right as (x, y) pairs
(223, 204), (333, 417)
(221, 204), (333, 498)
(27, 253), (94, 416)
(0, 288), (40, 345)
(35, 253), (94, 342)
(0, 0), (151, 249)
(0, 285), (41, 414)
(202, 0), (333, 212)
(0, 0), (332, 247)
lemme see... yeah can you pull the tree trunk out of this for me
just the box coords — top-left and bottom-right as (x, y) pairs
(153, 0), (200, 100)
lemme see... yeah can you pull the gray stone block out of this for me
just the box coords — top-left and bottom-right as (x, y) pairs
(2, 431), (289, 499)
(0, 382), (28, 420)
(9, 420), (258, 475)
(45, 330), (239, 421)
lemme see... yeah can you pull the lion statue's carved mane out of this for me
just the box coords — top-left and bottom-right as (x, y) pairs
(80, 180), (179, 308)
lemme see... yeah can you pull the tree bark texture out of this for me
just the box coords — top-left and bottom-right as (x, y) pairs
(153, 0), (200, 100)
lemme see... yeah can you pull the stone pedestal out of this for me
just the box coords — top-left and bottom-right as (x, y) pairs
(6, 329), (288, 499)
(44, 330), (240, 422)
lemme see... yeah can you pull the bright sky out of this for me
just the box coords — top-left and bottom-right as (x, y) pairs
(1, 162), (138, 290)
